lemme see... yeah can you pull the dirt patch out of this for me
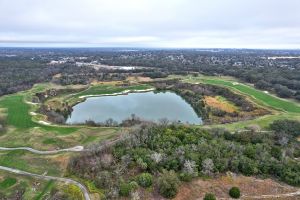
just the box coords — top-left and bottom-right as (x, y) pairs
(50, 154), (71, 170)
(174, 174), (299, 200)
(91, 80), (124, 85)
(127, 76), (153, 83)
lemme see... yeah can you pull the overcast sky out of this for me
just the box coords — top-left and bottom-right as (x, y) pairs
(0, 0), (299, 48)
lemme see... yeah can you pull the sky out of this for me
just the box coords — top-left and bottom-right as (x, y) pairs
(0, 0), (299, 49)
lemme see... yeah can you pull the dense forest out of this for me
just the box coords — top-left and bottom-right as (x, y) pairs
(67, 119), (300, 199)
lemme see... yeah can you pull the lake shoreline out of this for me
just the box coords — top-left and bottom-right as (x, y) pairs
(66, 91), (203, 125)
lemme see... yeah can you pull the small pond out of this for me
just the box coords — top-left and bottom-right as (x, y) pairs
(66, 91), (202, 124)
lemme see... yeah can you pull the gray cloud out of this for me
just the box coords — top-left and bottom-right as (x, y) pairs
(0, 0), (299, 48)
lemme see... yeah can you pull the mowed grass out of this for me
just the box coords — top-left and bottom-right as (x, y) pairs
(0, 93), (78, 134)
(72, 83), (152, 98)
(0, 177), (17, 189)
(0, 95), (36, 129)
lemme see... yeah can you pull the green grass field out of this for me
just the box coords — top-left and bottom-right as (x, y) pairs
(70, 83), (152, 99)
(172, 75), (300, 129)
(0, 150), (65, 176)
(0, 95), (36, 129)
(0, 177), (17, 189)
(0, 93), (78, 135)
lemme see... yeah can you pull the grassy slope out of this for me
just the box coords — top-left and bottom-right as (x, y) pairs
(0, 150), (71, 176)
(75, 84), (151, 97)
(66, 84), (152, 106)
(0, 94), (78, 134)
(0, 83), (121, 149)
(202, 78), (300, 113)
(174, 75), (300, 130)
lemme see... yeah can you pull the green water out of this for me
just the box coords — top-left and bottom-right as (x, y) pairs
(66, 91), (202, 124)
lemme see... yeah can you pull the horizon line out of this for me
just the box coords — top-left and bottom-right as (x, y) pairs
(0, 46), (300, 51)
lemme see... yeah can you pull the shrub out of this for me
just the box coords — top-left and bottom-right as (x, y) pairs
(158, 170), (180, 198)
(95, 171), (112, 188)
(270, 119), (300, 137)
(119, 181), (132, 197)
(179, 172), (193, 182)
(0, 124), (4, 133)
(229, 187), (241, 199)
(203, 193), (216, 200)
(137, 173), (153, 188)
(129, 181), (139, 190)
(64, 185), (84, 200)
(238, 158), (257, 176)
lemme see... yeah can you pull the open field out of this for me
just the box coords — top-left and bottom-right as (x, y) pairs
(174, 174), (300, 200)
(0, 150), (71, 176)
(172, 75), (300, 129)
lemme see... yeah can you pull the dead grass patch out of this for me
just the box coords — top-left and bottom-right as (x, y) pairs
(127, 76), (153, 83)
(204, 96), (237, 113)
(174, 174), (299, 200)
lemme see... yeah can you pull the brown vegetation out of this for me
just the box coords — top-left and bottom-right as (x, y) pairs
(174, 174), (300, 200)
(204, 96), (237, 113)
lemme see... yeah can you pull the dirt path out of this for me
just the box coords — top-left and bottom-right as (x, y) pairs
(0, 146), (85, 154)
(242, 191), (300, 199)
(0, 165), (90, 200)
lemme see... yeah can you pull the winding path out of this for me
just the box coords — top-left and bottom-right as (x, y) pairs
(0, 145), (90, 199)
(0, 166), (90, 200)
(0, 146), (85, 154)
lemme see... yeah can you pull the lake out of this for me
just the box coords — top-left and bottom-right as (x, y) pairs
(66, 91), (202, 124)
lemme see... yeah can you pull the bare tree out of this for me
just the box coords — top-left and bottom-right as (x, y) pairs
(183, 160), (198, 177)
(201, 158), (214, 176)
(151, 152), (163, 164)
